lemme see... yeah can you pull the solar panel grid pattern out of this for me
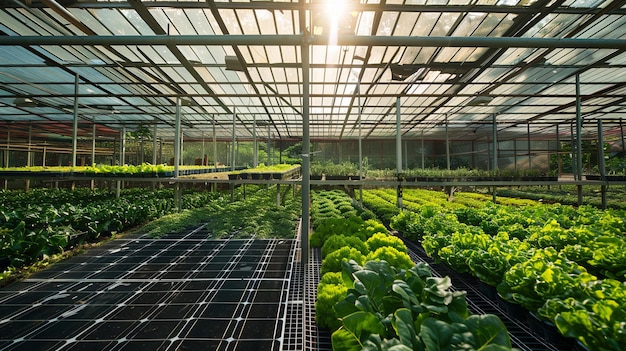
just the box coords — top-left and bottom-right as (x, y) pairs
(0, 226), (295, 351)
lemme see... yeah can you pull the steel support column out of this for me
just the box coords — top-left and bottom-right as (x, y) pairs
(301, 30), (311, 268)
(267, 122), (271, 166)
(91, 121), (96, 165)
(27, 123), (32, 167)
(213, 117), (218, 168)
(153, 119), (158, 165)
(492, 113), (498, 202)
(72, 73), (79, 167)
(357, 79), (363, 206)
(421, 130), (425, 168)
(445, 114), (450, 170)
(120, 126), (126, 166)
(231, 107), (236, 171)
(91, 121), (96, 190)
(117, 126), (125, 199)
(598, 119), (606, 209)
(396, 97), (402, 209)
(526, 122), (533, 169)
(253, 115), (258, 168)
(619, 118), (626, 151)
(492, 113), (498, 171)
(3, 128), (8, 189)
(556, 124), (561, 177)
(174, 97), (182, 211)
(576, 74), (583, 205)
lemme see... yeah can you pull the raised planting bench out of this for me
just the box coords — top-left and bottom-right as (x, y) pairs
(230, 165), (301, 181)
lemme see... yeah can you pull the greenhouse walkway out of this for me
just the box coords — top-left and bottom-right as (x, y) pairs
(0, 225), (302, 351)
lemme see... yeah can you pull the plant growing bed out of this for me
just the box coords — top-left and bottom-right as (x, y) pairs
(309, 190), (520, 350)
(364, 187), (626, 351)
(0, 164), (221, 178)
(233, 164), (301, 181)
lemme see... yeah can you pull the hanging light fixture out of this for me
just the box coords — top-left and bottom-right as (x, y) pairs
(467, 95), (494, 106)
(13, 97), (39, 107)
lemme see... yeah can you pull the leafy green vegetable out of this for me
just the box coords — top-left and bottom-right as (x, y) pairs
(322, 235), (369, 258)
(321, 247), (366, 275)
(366, 233), (408, 254)
(316, 273), (349, 330)
(366, 247), (414, 271)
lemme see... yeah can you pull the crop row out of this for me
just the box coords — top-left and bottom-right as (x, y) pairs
(0, 188), (228, 271)
(198, 184), (301, 239)
(364, 188), (626, 350)
(229, 164), (301, 180)
(0, 164), (224, 177)
(311, 189), (516, 351)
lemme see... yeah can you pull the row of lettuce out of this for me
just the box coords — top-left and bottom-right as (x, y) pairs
(0, 163), (227, 177)
(0, 163), (301, 179)
(362, 188), (626, 351)
(311, 190), (517, 351)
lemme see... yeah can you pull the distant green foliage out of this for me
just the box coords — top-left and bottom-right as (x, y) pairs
(200, 186), (300, 239)
(362, 190), (401, 225)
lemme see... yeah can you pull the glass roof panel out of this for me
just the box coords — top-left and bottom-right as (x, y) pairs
(566, 0), (605, 8)
(219, 9), (243, 35)
(0, 0), (624, 143)
(116, 9), (149, 35)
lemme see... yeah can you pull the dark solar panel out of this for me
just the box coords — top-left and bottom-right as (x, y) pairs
(0, 225), (297, 351)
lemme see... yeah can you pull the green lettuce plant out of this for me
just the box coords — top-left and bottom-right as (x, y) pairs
(321, 247), (366, 275)
(365, 247), (414, 271)
(366, 233), (408, 254)
(316, 272), (349, 330)
(497, 248), (597, 312)
(467, 236), (532, 287)
(322, 235), (369, 258)
(332, 260), (515, 351)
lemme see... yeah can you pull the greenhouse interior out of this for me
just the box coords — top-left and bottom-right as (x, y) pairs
(1, 0), (626, 350)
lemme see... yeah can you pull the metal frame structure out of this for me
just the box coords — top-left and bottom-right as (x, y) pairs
(0, 0), (625, 146)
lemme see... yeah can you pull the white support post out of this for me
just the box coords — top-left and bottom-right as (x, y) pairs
(421, 129), (425, 168)
(357, 79), (363, 206)
(445, 114), (450, 170)
(267, 122), (271, 166)
(396, 97), (402, 209)
(27, 123), (32, 167)
(72, 73), (79, 168)
(492, 113), (498, 171)
(120, 126), (126, 166)
(232, 107), (236, 171)
(91, 121), (96, 166)
(253, 115), (258, 168)
(526, 122), (533, 169)
(153, 120), (158, 165)
(213, 119), (218, 168)
(598, 119), (606, 209)
(174, 97), (182, 211)
(301, 30), (311, 268)
(575, 74), (583, 204)
(201, 131), (205, 166)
